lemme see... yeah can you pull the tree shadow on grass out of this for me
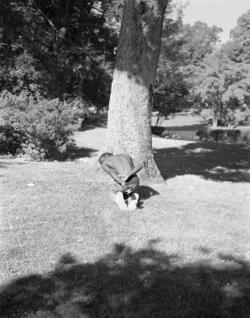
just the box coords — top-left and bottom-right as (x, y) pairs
(51, 142), (98, 161)
(80, 113), (108, 131)
(152, 123), (207, 141)
(0, 161), (11, 169)
(137, 185), (160, 200)
(154, 142), (250, 183)
(1, 244), (250, 317)
(0, 160), (26, 168)
(0, 161), (9, 178)
(0, 160), (27, 178)
(136, 186), (160, 209)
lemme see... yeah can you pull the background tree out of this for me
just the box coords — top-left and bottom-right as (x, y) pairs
(154, 2), (185, 115)
(189, 10), (250, 126)
(179, 22), (222, 66)
(227, 9), (250, 64)
(107, 0), (169, 180)
(0, 0), (120, 159)
(155, 20), (222, 115)
(0, 0), (117, 105)
(190, 56), (250, 126)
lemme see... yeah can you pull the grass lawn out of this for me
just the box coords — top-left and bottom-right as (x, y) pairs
(1, 115), (250, 317)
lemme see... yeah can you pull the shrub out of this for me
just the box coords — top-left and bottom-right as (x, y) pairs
(0, 124), (26, 155)
(24, 311), (56, 318)
(0, 91), (84, 160)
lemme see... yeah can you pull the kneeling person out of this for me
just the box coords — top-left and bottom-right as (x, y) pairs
(98, 152), (142, 211)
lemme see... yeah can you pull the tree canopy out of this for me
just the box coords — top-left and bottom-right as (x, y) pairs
(0, 0), (118, 104)
(0, 2), (250, 159)
(155, 16), (222, 115)
(154, 8), (250, 125)
(188, 10), (250, 125)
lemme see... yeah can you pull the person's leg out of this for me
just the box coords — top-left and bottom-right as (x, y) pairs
(111, 183), (128, 211)
(127, 193), (139, 211)
(126, 176), (140, 211)
(115, 192), (128, 211)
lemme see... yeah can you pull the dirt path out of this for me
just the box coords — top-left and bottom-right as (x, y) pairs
(73, 126), (193, 153)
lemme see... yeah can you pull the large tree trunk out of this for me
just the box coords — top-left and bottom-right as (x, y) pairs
(107, 0), (168, 181)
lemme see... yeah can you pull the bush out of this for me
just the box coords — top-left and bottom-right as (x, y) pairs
(0, 91), (84, 160)
(0, 124), (26, 155)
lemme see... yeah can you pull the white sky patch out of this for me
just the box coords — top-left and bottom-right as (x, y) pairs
(182, 0), (250, 42)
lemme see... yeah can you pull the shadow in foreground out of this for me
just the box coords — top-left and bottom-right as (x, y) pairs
(1, 244), (250, 317)
(154, 142), (250, 183)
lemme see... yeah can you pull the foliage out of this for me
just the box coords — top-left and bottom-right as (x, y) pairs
(0, 92), (84, 160)
(0, 124), (25, 155)
(1, 49), (43, 95)
(226, 9), (250, 64)
(0, 0), (118, 104)
(188, 10), (250, 126)
(190, 56), (250, 126)
(154, 2), (185, 114)
(0, 0), (122, 160)
(0, 0), (249, 141)
(178, 22), (222, 66)
(155, 16), (222, 115)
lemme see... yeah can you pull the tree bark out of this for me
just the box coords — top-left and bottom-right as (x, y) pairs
(107, 0), (168, 181)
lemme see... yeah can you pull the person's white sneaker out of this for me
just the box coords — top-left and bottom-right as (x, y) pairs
(115, 192), (128, 211)
(128, 193), (139, 211)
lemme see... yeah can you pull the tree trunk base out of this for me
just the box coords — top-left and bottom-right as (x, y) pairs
(139, 155), (164, 184)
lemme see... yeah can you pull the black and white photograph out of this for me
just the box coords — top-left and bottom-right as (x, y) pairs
(0, 0), (250, 317)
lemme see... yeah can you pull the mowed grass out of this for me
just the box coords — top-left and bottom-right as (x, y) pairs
(1, 120), (250, 317)
(0, 159), (115, 282)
